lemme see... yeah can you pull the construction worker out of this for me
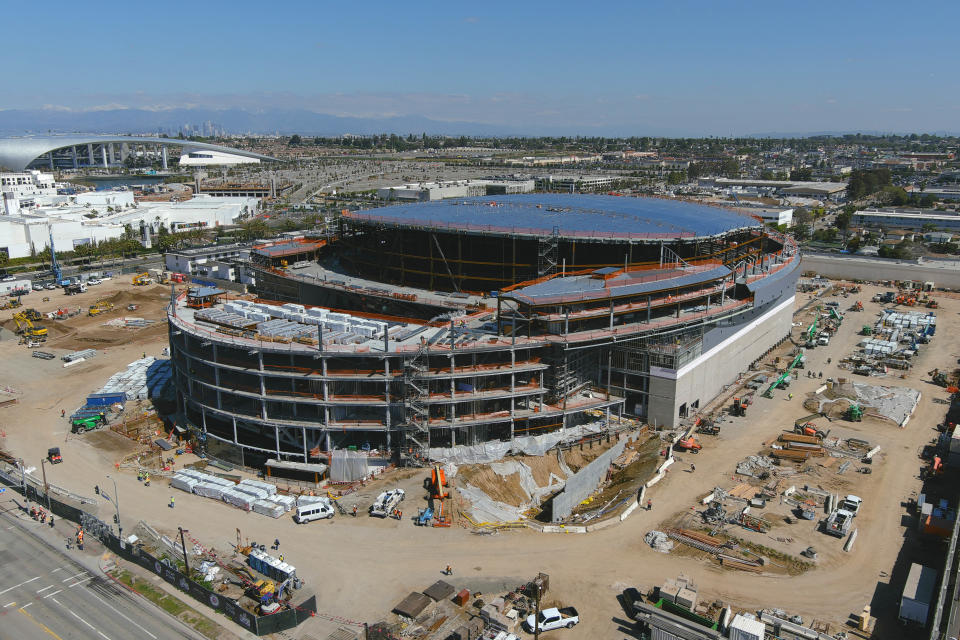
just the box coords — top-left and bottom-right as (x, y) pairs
(169, 496), (175, 508)
(819, 372), (823, 379)
(788, 393), (794, 400)
(273, 538), (280, 550)
(61, 409), (65, 418)
(690, 463), (696, 473)
(49, 515), (54, 528)
(352, 505), (358, 517)
(76, 529), (84, 550)
(647, 499), (653, 511)
(444, 565), (453, 576)
(279, 554), (284, 563)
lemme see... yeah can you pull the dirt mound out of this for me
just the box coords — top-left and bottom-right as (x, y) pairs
(102, 287), (169, 306)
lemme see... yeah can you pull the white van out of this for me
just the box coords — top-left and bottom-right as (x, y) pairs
(294, 501), (334, 523)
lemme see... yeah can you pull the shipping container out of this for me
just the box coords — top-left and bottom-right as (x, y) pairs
(899, 563), (936, 624)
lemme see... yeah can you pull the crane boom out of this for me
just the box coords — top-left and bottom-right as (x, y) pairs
(48, 226), (64, 285)
(762, 352), (804, 398)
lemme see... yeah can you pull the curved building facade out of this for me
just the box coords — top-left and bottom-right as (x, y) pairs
(172, 195), (801, 468)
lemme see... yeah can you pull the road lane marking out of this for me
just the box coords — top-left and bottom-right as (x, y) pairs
(0, 576), (39, 594)
(67, 577), (92, 588)
(62, 571), (87, 582)
(4, 601), (15, 607)
(67, 608), (96, 630)
(18, 607), (62, 639)
(20, 602), (31, 608)
(82, 587), (158, 639)
(49, 568), (63, 574)
(42, 589), (61, 599)
(36, 585), (56, 594)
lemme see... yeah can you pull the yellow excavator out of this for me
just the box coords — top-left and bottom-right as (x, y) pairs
(13, 311), (47, 345)
(132, 272), (152, 286)
(88, 300), (115, 316)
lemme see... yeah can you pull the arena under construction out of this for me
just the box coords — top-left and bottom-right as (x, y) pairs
(170, 194), (800, 468)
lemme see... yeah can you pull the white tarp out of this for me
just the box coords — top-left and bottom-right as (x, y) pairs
(428, 421), (609, 465)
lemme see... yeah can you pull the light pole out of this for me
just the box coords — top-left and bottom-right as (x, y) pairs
(17, 458), (28, 508)
(40, 458), (51, 510)
(104, 474), (122, 539)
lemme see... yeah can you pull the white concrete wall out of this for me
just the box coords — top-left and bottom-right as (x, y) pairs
(648, 296), (795, 427)
(802, 253), (960, 289)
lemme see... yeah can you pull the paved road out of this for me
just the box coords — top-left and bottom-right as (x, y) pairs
(0, 508), (203, 640)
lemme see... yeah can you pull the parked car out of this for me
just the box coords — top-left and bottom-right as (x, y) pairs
(32, 284), (43, 291)
(45, 283), (57, 290)
(87, 278), (102, 285)
(2, 275), (15, 282)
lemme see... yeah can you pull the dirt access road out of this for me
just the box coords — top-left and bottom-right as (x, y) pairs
(0, 281), (953, 640)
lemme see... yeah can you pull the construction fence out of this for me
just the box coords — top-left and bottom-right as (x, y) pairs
(551, 436), (629, 522)
(0, 466), (317, 636)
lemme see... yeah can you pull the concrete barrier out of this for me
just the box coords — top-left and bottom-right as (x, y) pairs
(620, 500), (640, 521)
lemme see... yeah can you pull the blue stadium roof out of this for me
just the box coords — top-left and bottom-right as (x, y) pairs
(506, 264), (732, 305)
(345, 194), (760, 240)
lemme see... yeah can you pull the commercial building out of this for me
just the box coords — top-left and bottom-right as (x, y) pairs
(0, 195), (257, 259)
(164, 243), (253, 276)
(534, 175), (615, 192)
(852, 208), (960, 233)
(171, 194), (799, 468)
(376, 179), (534, 202)
(700, 177), (847, 202)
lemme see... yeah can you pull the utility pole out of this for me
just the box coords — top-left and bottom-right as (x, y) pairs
(179, 527), (190, 576)
(106, 474), (121, 538)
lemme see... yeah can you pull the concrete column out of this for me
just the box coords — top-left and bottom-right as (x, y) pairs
(302, 428), (308, 463)
(71, 146), (78, 169)
(232, 416), (238, 444)
(101, 144), (108, 168)
(120, 143), (129, 163)
(161, 146), (169, 170)
(48, 152), (55, 169)
(609, 299), (615, 330)
(87, 144), (95, 165)
(274, 426), (280, 457)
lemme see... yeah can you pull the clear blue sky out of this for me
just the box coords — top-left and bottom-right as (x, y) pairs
(5, 0), (959, 135)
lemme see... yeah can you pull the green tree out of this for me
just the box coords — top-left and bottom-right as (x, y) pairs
(240, 219), (270, 241)
(666, 171), (685, 185)
(789, 167), (813, 181)
(880, 186), (909, 206)
(288, 134), (302, 146)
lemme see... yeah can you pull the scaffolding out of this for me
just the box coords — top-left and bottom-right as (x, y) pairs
(403, 344), (431, 465)
(537, 225), (560, 278)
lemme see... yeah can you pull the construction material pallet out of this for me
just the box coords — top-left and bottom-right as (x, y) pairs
(31, 351), (55, 360)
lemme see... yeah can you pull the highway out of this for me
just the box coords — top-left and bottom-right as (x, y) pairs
(0, 509), (205, 640)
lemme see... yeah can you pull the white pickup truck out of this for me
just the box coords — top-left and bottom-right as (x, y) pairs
(524, 607), (579, 632)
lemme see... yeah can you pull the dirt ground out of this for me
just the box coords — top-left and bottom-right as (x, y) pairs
(0, 279), (954, 640)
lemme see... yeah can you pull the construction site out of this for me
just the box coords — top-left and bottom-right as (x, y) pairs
(0, 195), (957, 640)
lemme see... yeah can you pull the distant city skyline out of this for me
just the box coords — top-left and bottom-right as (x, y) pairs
(5, 1), (959, 136)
